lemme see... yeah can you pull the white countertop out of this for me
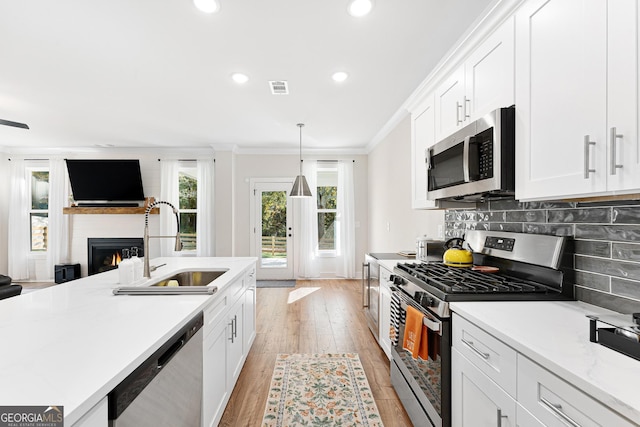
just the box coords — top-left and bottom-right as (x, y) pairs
(0, 257), (255, 425)
(451, 300), (640, 423)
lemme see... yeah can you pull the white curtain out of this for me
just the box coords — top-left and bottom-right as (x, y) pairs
(336, 161), (356, 278)
(46, 158), (71, 278)
(8, 159), (30, 280)
(159, 160), (180, 257)
(196, 159), (215, 256)
(297, 160), (319, 278)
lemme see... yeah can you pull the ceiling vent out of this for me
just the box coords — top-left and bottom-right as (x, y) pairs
(269, 80), (289, 95)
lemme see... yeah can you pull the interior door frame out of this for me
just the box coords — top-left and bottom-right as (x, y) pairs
(249, 178), (297, 280)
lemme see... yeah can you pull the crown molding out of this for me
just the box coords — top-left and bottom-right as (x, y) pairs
(233, 146), (368, 156)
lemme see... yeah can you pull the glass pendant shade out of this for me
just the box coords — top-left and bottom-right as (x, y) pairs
(290, 123), (313, 198)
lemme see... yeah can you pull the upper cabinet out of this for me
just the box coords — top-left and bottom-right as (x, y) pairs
(515, 0), (640, 201)
(435, 17), (515, 142)
(411, 94), (439, 209)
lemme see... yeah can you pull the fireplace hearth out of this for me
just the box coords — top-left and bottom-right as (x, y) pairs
(87, 238), (144, 276)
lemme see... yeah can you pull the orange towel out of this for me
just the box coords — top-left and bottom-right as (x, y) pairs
(418, 324), (429, 360)
(403, 306), (424, 358)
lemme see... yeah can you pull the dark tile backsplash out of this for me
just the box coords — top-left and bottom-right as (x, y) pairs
(445, 198), (640, 313)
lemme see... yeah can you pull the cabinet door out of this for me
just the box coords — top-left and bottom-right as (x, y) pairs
(515, 0), (607, 200)
(378, 274), (392, 360)
(465, 16), (515, 120)
(227, 298), (245, 388)
(203, 322), (229, 427)
(244, 285), (256, 354)
(411, 94), (439, 209)
(435, 66), (465, 141)
(516, 404), (544, 427)
(452, 348), (516, 426)
(607, 0), (640, 192)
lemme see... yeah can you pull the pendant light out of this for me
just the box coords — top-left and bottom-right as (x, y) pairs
(290, 123), (313, 198)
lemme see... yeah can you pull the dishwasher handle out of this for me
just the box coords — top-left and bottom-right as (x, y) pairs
(158, 338), (185, 369)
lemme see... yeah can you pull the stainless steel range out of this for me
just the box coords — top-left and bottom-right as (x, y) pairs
(389, 230), (574, 427)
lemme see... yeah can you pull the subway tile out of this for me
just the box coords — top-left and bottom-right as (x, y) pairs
(489, 199), (525, 211)
(612, 243), (640, 262)
(487, 211), (506, 222)
(574, 270), (610, 292)
(464, 222), (478, 230)
(574, 240), (611, 257)
(575, 287), (640, 313)
(547, 208), (611, 224)
(575, 224), (640, 242)
(523, 223), (573, 236)
(611, 277), (640, 300)
(506, 210), (547, 223)
(444, 212), (455, 221)
(464, 212), (477, 222)
(455, 212), (465, 221)
(612, 206), (640, 224)
(525, 201), (576, 209)
(476, 212), (490, 221)
(488, 222), (523, 232)
(575, 255), (640, 281)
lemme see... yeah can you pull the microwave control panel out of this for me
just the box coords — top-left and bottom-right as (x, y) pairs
(478, 136), (493, 179)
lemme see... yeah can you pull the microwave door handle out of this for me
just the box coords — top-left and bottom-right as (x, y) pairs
(463, 135), (472, 182)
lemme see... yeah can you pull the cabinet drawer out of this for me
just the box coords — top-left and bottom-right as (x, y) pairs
(453, 314), (517, 397)
(204, 293), (228, 336)
(225, 275), (245, 303)
(517, 355), (635, 427)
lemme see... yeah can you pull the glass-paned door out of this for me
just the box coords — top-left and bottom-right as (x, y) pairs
(254, 182), (293, 280)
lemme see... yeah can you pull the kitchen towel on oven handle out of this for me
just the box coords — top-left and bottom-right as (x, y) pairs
(403, 305), (429, 360)
(390, 288), (402, 347)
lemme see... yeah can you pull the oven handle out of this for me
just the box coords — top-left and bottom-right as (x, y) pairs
(398, 298), (442, 334)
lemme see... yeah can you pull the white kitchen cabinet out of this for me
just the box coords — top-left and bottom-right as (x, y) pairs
(452, 348), (517, 427)
(517, 355), (636, 427)
(516, 404), (544, 427)
(71, 397), (108, 427)
(378, 265), (393, 360)
(411, 93), (439, 209)
(202, 264), (256, 427)
(515, 0), (640, 201)
(243, 268), (256, 355)
(435, 17), (515, 141)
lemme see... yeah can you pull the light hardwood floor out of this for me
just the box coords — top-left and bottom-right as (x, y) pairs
(219, 279), (413, 427)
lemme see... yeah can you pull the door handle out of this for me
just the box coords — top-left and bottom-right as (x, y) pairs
(461, 338), (490, 360)
(456, 101), (463, 125)
(584, 135), (596, 179)
(540, 397), (581, 427)
(496, 408), (508, 427)
(462, 135), (472, 182)
(610, 127), (623, 175)
(463, 96), (471, 120)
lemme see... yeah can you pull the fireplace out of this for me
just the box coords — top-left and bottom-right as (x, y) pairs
(87, 238), (144, 276)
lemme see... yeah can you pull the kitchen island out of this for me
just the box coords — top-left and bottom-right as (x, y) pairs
(0, 257), (256, 426)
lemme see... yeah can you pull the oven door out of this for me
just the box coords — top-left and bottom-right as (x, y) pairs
(391, 291), (451, 427)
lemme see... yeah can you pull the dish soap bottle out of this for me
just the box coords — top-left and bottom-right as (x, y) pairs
(130, 246), (143, 282)
(118, 248), (134, 285)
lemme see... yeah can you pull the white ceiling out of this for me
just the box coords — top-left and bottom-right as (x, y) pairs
(0, 0), (494, 152)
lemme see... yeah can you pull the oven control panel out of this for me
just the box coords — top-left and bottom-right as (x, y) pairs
(484, 236), (515, 251)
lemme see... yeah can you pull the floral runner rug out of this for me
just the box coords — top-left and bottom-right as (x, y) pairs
(262, 353), (384, 427)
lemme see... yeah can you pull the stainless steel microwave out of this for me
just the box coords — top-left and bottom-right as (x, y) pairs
(427, 106), (515, 201)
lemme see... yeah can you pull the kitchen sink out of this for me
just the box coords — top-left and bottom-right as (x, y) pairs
(151, 270), (228, 287)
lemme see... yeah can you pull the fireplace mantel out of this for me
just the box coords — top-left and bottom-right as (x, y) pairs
(63, 207), (159, 215)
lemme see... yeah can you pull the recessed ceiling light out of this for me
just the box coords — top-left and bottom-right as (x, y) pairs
(348, 0), (373, 17)
(332, 72), (349, 83)
(231, 73), (249, 84)
(193, 0), (220, 14)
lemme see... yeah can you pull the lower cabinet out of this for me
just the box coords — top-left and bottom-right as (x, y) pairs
(202, 266), (256, 427)
(452, 348), (516, 426)
(452, 313), (636, 427)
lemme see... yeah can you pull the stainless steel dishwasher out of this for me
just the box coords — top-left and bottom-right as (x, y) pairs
(108, 312), (203, 427)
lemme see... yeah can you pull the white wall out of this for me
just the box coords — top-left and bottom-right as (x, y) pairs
(368, 115), (444, 252)
(233, 153), (369, 277)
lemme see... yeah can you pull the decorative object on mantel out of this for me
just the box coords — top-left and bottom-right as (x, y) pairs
(262, 353), (383, 426)
(63, 197), (159, 215)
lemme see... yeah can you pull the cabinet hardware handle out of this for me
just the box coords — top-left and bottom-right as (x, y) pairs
(540, 397), (581, 427)
(461, 338), (490, 359)
(456, 102), (463, 125)
(496, 408), (508, 427)
(233, 314), (238, 338)
(464, 96), (471, 120)
(228, 319), (235, 343)
(610, 127), (623, 175)
(583, 135), (596, 179)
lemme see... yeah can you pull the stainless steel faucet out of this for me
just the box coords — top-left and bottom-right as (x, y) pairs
(144, 200), (183, 278)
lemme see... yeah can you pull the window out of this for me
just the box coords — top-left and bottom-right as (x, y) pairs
(29, 168), (50, 252)
(316, 165), (338, 254)
(178, 162), (197, 251)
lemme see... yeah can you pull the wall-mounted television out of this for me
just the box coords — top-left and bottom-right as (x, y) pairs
(65, 159), (145, 207)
